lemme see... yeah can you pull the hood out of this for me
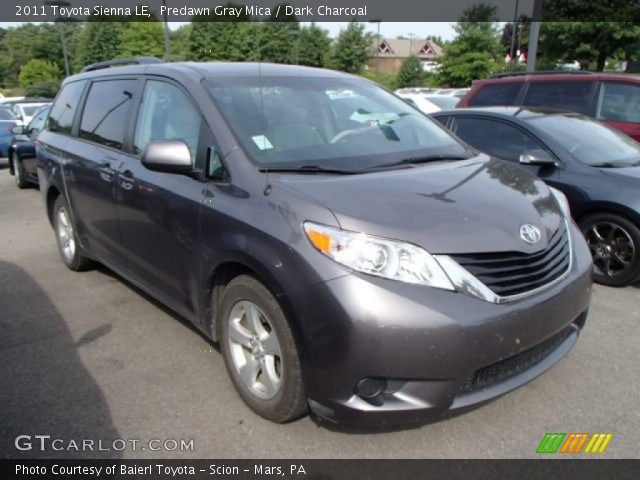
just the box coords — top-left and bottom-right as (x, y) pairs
(275, 156), (564, 255)
(598, 165), (640, 183)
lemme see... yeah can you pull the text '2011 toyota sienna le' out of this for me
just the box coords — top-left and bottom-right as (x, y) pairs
(37, 58), (593, 427)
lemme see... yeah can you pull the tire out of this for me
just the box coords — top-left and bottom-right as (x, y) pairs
(53, 196), (94, 271)
(218, 275), (307, 423)
(579, 212), (640, 287)
(12, 152), (28, 189)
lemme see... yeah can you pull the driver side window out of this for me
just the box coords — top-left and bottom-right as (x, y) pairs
(134, 80), (202, 163)
(453, 117), (543, 161)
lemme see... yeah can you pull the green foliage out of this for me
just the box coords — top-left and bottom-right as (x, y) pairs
(19, 59), (61, 88)
(437, 4), (501, 86)
(25, 81), (60, 98)
(326, 22), (372, 74)
(539, 22), (640, 71)
(298, 23), (331, 67)
(361, 71), (398, 91)
(118, 22), (165, 59)
(170, 24), (192, 61)
(261, 7), (300, 64)
(78, 20), (123, 67)
(397, 55), (424, 87)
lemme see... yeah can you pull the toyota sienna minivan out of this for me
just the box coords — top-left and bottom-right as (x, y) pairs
(37, 58), (593, 426)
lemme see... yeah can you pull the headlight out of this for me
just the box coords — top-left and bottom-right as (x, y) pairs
(549, 187), (571, 217)
(303, 222), (455, 290)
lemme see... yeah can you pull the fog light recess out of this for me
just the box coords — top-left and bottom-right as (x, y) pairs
(355, 378), (387, 399)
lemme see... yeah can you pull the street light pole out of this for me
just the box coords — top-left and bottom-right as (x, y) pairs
(44, 0), (71, 76)
(509, 0), (520, 70)
(526, 0), (544, 72)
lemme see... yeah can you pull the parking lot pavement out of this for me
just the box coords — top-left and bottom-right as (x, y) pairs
(0, 168), (639, 460)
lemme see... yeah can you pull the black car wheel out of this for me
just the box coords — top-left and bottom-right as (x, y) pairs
(580, 212), (640, 286)
(218, 274), (307, 423)
(12, 152), (28, 189)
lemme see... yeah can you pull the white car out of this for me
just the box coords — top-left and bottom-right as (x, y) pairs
(0, 96), (25, 105)
(396, 93), (441, 114)
(12, 102), (49, 124)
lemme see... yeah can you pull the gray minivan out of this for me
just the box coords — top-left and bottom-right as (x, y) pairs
(38, 58), (592, 426)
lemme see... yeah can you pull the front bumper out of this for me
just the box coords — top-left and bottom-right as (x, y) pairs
(281, 222), (593, 427)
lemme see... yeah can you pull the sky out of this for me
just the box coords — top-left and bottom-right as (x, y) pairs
(0, 21), (457, 41)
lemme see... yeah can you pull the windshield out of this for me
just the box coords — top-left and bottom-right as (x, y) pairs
(0, 108), (16, 120)
(22, 105), (43, 116)
(204, 76), (467, 170)
(425, 96), (459, 110)
(527, 114), (640, 166)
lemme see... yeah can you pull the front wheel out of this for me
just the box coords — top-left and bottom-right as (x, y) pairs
(580, 212), (640, 286)
(12, 153), (28, 189)
(218, 275), (307, 423)
(53, 196), (94, 271)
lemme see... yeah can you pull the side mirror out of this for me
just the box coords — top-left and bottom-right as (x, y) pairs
(11, 125), (25, 134)
(519, 149), (558, 167)
(141, 140), (193, 174)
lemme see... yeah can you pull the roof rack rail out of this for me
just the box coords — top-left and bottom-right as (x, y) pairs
(81, 57), (165, 73)
(490, 70), (594, 79)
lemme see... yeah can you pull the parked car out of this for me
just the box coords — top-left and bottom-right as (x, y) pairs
(396, 92), (441, 114)
(434, 106), (640, 286)
(450, 88), (470, 98)
(38, 58), (592, 427)
(0, 106), (20, 157)
(0, 96), (25, 105)
(8, 105), (50, 188)
(458, 71), (640, 141)
(12, 101), (50, 125)
(424, 95), (460, 111)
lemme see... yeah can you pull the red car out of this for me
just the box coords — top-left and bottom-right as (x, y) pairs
(458, 71), (640, 141)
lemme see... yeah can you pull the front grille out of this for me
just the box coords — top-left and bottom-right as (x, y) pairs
(461, 325), (575, 393)
(449, 224), (570, 297)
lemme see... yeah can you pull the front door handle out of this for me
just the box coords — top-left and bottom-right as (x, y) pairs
(118, 170), (135, 191)
(99, 163), (115, 182)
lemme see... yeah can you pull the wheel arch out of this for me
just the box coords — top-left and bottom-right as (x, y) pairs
(201, 254), (298, 344)
(574, 201), (640, 228)
(46, 185), (62, 227)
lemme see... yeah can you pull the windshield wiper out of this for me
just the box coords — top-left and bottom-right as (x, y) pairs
(369, 153), (474, 169)
(260, 165), (360, 175)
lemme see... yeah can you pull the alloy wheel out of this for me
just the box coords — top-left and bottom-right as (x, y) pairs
(57, 206), (76, 263)
(585, 221), (635, 279)
(227, 300), (283, 400)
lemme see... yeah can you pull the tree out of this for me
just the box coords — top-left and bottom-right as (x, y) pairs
(539, 22), (640, 71)
(397, 55), (424, 87)
(259, 4), (300, 64)
(437, 4), (501, 86)
(170, 24), (192, 61)
(25, 81), (60, 98)
(327, 22), (371, 73)
(19, 59), (61, 88)
(298, 23), (331, 67)
(118, 22), (165, 58)
(78, 20), (123, 67)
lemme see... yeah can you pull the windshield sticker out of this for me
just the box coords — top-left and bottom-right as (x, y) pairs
(252, 135), (274, 150)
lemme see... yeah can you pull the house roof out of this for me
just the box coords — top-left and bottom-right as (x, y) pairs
(371, 37), (443, 59)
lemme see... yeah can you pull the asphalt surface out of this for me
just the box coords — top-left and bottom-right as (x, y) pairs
(0, 162), (638, 459)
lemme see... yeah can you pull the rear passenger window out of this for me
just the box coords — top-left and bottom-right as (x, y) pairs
(523, 82), (592, 114)
(597, 82), (640, 123)
(453, 117), (542, 161)
(79, 79), (138, 150)
(468, 83), (522, 107)
(48, 80), (86, 134)
(134, 80), (202, 161)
